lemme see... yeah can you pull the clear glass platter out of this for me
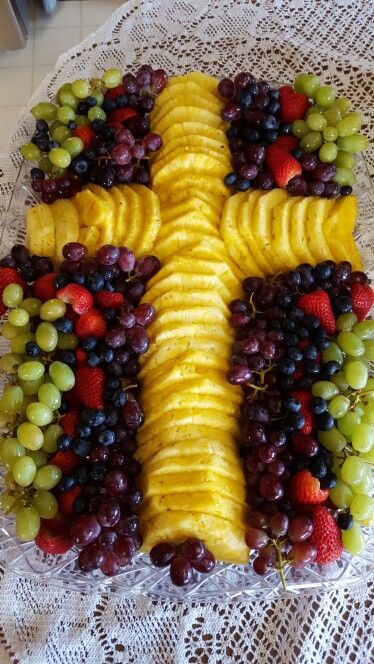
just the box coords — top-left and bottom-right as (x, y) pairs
(0, 156), (373, 602)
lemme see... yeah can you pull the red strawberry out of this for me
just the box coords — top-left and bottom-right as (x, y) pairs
(0, 267), (26, 315)
(104, 84), (125, 100)
(75, 309), (107, 339)
(107, 108), (138, 124)
(266, 145), (302, 188)
(60, 410), (80, 438)
(75, 366), (105, 409)
(310, 506), (343, 564)
(95, 290), (124, 309)
(33, 272), (58, 302)
(56, 284), (93, 315)
(291, 390), (313, 434)
(351, 283), (374, 321)
(58, 486), (82, 515)
(75, 348), (88, 366)
(288, 469), (329, 505)
(274, 135), (298, 152)
(50, 450), (80, 474)
(279, 85), (309, 123)
(35, 518), (73, 555)
(298, 290), (336, 335)
(72, 125), (95, 150)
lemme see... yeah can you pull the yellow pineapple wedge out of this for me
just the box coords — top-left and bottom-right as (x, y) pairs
(26, 203), (55, 259)
(49, 199), (79, 264)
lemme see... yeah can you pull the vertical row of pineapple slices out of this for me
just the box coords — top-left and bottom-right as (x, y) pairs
(136, 72), (249, 563)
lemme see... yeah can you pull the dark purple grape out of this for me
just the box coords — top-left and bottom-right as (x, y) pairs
(114, 535), (136, 564)
(105, 470), (128, 497)
(97, 499), (121, 527)
(301, 153), (318, 171)
(218, 78), (236, 98)
(71, 514), (101, 547)
(286, 176), (308, 195)
(226, 366), (253, 385)
(116, 515), (139, 536)
(239, 163), (258, 180)
(241, 337), (260, 355)
(268, 512), (289, 537)
(135, 255), (160, 280)
(105, 328), (127, 348)
(150, 542), (175, 567)
(123, 399), (144, 430)
(143, 132), (163, 153)
(234, 72), (253, 88)
(259, 474), (284, 500)
(170, 557), (193, 586)
(288, 516), (314, 543)
(78, 542), (105, 571)
(245, 527), (268, 549)
(126, 325), (150, 354)
(182, 538), (206, 563)
(101, 551), (121, 576)
(151, 68), (168, 93)
(245, 144), (266, 165)
(192, 550), (215, 573)
(313, 163), (336, 182)
(222, 102), (242, 121)
(323, 182), (340, 198)
(253, 555), (270, 576)
(122, 73), (139, 94)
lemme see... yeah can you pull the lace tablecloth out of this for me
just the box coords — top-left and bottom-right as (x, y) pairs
(0, 1), (373, 662)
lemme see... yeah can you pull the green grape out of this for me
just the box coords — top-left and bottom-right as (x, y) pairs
(306, 113), (327, 131)
(89, 90), (104, 107)
(341, 456), (365, 486)
(31, 102), (58, 121)
(337, 331), (364, 356)
(59, 89), (79, 109)
(50, 119), (63, 132)
(75, 114), (90, 127)
(0, 412), (11, 428)
(342, 522), (364, 555)
(336, 312), (357, 332)
(4, 472), (17, 491)
(38, 156), (54, 174)
(11, 331), (35, 354)
(87, 107), (106, 122)
(61, 137), (84, 158)
(294, 73), (320, 97)
(38, 383), (61, 411)
(323, 126), (338, 142)
(15, 506), (40, 541)
(51, 125), (71, 143)
(33, 464), (62, 490)
(27, 449), (48, 468)
(300, 131), (323, 152)
(361, 444), (374, 462)
(32, 490), (58, 519)
(318, 428), (346, 453)
(0, 438), (25, 468)
(323, 342), (344, 364)
(18, 361), (45, 382)
(57, 105), (76, 125)
(42, 424), (62, 453)
(331, 371), (349, 393)
(8, 308), (29, 327)
(311, 380), (339, 400)
(352, 320), (374, 340)
(352, 469), (373, 496)
(363, 339), (374, 361)
(363, 378), (374, 401)
(71, 78), (91, 98)
(328, 395), (350, 419)
(2, 320), (24, 340)
(56, 83), (73, 105)
(315, 85), (336, 108)
(332, 167), (356, 186)
(334, 150), (355, 169)
(338, 411), (361, 437)
(319, 142), (338, 163)
(48, 147), (71, 168)
(26, 402), (53, 427)
(57, 332), (79, 350)
(102, 68), (122, 88)
(12, 456), (37, 487)
(329, 480), (353, 508)
(323, 105), (342, 126)
(336, 97), (351, 114)
(354, 403), (365, 418)
(17, 421), (44, 450)
(40, 299), (67, 322)
(351, 423), (373, 453)
(18, 376), (44, 396)
(336, 112), (361, 137)
(350, 494), (374, 523)
(336, 133), (369, 153)
(20, 143), (42, 161)
(292, 119), (308, 138)
(0, 492), (21, 514)
(36, 322), (58, 352)
(344, 359), (368, 390)
(0, 385), (24, 414)
(49, 361), (75, 391)
(20, 297), (41, 316)
(0, 353), (23, 374)
(2, 284), (24, 308)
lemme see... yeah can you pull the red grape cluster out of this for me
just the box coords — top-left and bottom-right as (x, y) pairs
(150, 538), (215, 586)
(30, 173), (83, 204)
(286, 154), (351, 198)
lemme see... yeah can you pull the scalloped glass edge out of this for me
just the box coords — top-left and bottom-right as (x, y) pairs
(0, 155), (373, 603)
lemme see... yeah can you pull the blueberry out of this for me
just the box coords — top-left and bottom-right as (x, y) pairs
(75, 466), (89, 484)
(57, 475), (78, 492)
(248, 83), (260, 96)
(104, 389), (114, 402)
(292, 148), (303, 160)
(309, 458), (327, 478)
(224, 172), (238, 187)
(264, 129), (278, 143)
(89, 463), (106, 482)
(98, 429), (116, 445)
(298, 376), (315, 390)
(303, 315), (320, 330)
(284, 319), (295, 331)
(320, 473), (338, 490)
(235, 178), (251, 191)
(86, 95), (97, 107)
(116, 95), (129, 108)
(30, 167), (45, 180)
(316, 412), (335, 431)
(340, 185), (353, 196)
(284, 397), (301, 413)
(314, 335), (330, 351)
(55, 317), (74, 333)
(244, 128), (261, 142)
(102, 99), (117, 113)
(88, 352), (101, 368)
(311, 397), (328, 414)
(77, 424), (92, 438)
(73, 438), (91, 457)
(294, 458), (308, 472)
(106, 378), (120, 389)
(276, 292), (294, 308)
(71, 157), (89, 175)
(239, 90), (252, 108)
(113, 389), (127, 407)
(103, 308), (117, 321)
(287, 412), (305, 431)
(91, 119), (106, 132)
(68, 121), (76, 130)
(25, 341), (41, 358)
(226, 125), (239, 139)
(84, 149), (96, 162)
(314, 261), (334, 281)
(331, 294), (352, 315)
(57, 434), (73, 451)
(81, 409), (106, 427)
(286, 347), (303, 362)
(267, 100), (280, 114)
(36, 119), (49, 132)
(105, 407), (119, 426)
(337, 512), (353, 530)
(296, 263), (315, 289)
(295, 326), (308, 339)
(278, 357), (296, 375)
(323, 361), (340, 377)
(82, 337), (98, 351)
(101, 347), (114, 363)
(59, 350), (76, 366)
(59, 400), (69, 415)
(269, 89), (280, 99)
(49, 141), (60, 149)
(278, 375), (295, 391)
(21, 266), (36, 282)
(305, 361), (321, 375)
(74, 496), (88, 513)
(72, 272), (86, 285)
(86, 273), (105, 292)
(283, 334), (299, 347)
(54, 274), (69, 289)
(289, 308), (305, 322)
(77, 102), (89, 115)
(279, 122), (291, 134)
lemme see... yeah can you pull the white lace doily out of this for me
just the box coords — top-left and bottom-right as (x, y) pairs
(0, 1), (373, 662)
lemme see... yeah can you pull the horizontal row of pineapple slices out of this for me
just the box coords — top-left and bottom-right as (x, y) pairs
(137, 72), (249, 563)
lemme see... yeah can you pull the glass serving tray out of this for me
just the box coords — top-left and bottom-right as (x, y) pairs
(0, 156), (373, 602)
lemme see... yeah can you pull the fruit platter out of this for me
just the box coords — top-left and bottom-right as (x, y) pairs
(0, 66), (373, 601)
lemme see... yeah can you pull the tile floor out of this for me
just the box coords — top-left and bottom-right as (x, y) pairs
(0, 0), (124, 153)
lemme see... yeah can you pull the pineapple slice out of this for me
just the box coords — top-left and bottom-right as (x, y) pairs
(78, 226), (100, 257)
(221, 192), (263, 276)
(110, 186), (129, 245)
(272, 196), (302, 271)
(26, 203), (55, 259)
(152, 107), (225, 135)
(160, 122), (227, 147)
(142, 390), (239, 429)
(141, 338), (231, 374)
(152, 153), (228, 188)
(154, 135), (229, 166)
(165, 187), (223, 217)
(142, 439), (241, 468)
(117, 184), (143, 253)
(50, 199), (79, 264)
(138, 408), (240, 444)
(141, 491), (248, 524)
(160, 198), (220, 228)
(84, 184), (115, 244)
(252, 188), (289, 273)
(139, 349), (229, 387)
(154, 80), (220, 107)
(331, 235), (363, 270)
(72, 189), (109, 229)
(152, 145), (230, 175)
(156, 174), (229, 201)
(155, 213), (219, 242)
(236, 189), (268, 275)
(152, 93), (222, 126)
(183, 71), (220, 96)
(152, 230), (211, 262)
(128, 184), (161, 256)
(305, 198), (335, 262)
(140, 469), (245, 503)
(136, 427), (239, 465)
(150, 305), (228, 332)
(289, 196), (315, 264)
(141, 373), (241, 409)
(152, 322), (232, 348)
(148, 289), (228, 316)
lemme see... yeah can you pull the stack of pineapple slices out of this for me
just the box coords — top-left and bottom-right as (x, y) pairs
(26, 183), (161, 263)
(136, 72), (249, 563)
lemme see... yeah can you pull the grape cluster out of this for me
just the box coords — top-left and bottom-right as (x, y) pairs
(218, 73), (291, 192)
(22, 65), (168, 202)
(150, 538), (215, 586)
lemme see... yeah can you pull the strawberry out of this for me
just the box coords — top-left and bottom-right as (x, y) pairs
(58, 486), (82, 515)
(60, 410), (80, 438)
(294, 362), (304, 382)
(104, 84), (125, 100)
(35, 517), (73, 555)
(298, 290), (336, 335)
(266, 145), (302, 188)
(56, 284), (93, 315)
(273, 135), (298, 152)
(72, 125), (95, 150)
(33, 272), (58, 302)
(288, 469), (329, 505)
(50, 450), (80, 474)
(75, 309), (107, 339)
(291, 390), (313, 434)
(95, 290), (124, 309)
(0, 267), (26, 315)
(75, 348), (88, 366)
(279, 85), (309, 123)
(107, 108), (138, 124)
(310, 506), (343, 564)
(350, 283), (374, 321)
(75, 366), (105, 409)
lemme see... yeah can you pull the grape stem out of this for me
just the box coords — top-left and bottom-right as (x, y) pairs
(272, 538), (287, 592)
